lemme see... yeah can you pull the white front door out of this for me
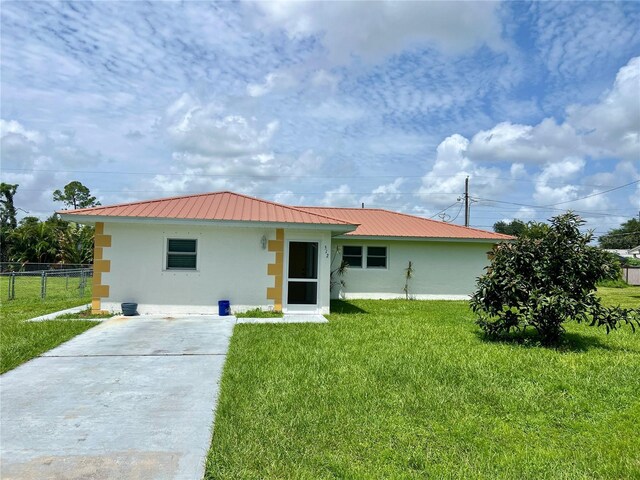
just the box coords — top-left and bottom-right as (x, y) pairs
(285, 241), (319, 312)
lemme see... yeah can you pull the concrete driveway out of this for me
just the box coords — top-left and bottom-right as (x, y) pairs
(0, 315), (235, 480)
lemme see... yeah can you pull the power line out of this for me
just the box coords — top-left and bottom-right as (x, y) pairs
(543, 180), (640, 207)
(1, 167), (632, 189)
(429, 200), (461, 219)
(473, 197), (629, 218)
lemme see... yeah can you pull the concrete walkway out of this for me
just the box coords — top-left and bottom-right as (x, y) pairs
(0, 315), (235, 480)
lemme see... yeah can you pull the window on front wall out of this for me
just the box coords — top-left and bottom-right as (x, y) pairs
(366, 246), (387, 268)
(342, 245), (363, 268)
(342, 245), (388, 269)
(166, 238), (197, 270)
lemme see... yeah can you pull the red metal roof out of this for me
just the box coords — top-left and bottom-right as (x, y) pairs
(61, 191), (511, 240)
(60, 191), (353, 226)
(298, 207), (513, 240)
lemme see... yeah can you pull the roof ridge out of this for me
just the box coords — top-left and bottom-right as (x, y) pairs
(228, 192), (354, 225)
(60, 191), (355, 226)
(299, 206), (388, 212)
(299, 205), (513, 239)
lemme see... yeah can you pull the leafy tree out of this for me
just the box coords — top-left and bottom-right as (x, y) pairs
(57, 222), (94, 264)
(599, 218), (640, 249)
(494, 219), (527, 236)
(8, 217), (58, 263)
(494, 218), (550, 239)
(471, 213), (639, 345)
(0, 183), (19, 261)
(53, 181), (100, 210)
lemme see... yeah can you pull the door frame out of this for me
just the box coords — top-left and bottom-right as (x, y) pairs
(283, 239), (321, 313)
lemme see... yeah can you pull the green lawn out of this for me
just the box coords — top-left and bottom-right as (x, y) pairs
(0, 276), (98, 374)
(207, 287), (640, 479)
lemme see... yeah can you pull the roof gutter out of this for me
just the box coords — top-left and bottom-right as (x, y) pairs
(333, 234), (513, 243)
(58, 213), (358, 234)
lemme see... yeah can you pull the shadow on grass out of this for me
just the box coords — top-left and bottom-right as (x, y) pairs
(330, 300), (368, 315)
(475, 329), (634, 353)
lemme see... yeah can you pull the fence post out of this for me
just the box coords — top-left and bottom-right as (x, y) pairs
(8, 273), (15, 300)
(41, 271), (46, 300)
(66, 272), (69, 290)
(79, 270), (85, 297)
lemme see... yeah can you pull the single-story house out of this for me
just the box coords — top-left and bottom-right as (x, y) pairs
(603, 248), (640, 259)
(60, 191), (512, 315)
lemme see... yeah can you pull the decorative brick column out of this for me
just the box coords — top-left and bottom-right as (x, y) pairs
(266, 229), (284, 311)
(91, 222), (111, 313)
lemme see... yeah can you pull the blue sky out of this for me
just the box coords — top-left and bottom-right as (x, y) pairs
(1, 1), (639, 236)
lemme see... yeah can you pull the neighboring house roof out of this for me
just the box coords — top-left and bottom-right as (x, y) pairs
(629, 245), (640, 255)
(59, 191), (353, 227)
(604, 248), (638, 258)
(60, 190), (511, 241)
(297, 207), (513, 241)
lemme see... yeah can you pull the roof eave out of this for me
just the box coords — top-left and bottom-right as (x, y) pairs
(333, 234), (513, 243)
(58, 213), (357, 233)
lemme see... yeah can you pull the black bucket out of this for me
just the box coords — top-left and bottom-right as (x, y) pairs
(218, 300), (230, 316)
(121, 302), (138, 316)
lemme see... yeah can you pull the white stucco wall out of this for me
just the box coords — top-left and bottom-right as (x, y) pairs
(331, 239), (495, 300)
(100, 223), (333, 315)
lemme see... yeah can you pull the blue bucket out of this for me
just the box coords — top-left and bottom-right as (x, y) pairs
(218, 300), (230, 316)
(121, 302), (138, 316)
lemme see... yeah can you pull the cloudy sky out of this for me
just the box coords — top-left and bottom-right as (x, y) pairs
(1, 1), (639, 236)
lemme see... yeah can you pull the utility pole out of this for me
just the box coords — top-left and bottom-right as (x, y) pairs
(464, 176), (470, 227)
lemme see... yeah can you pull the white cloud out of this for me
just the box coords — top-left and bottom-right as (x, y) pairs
(532, 157), (585, 205)
(465, 56), (640, 164)
(247, 71), (298, 97)
(566, 56), (640, 161)
(310, 70), (340, 91)
(164, 93), (279, 159)
(272, 190), (304, 206)
(361, 178), (406, 209)
(532, 2), (640, 79)
(150, 95), (327, 197)
(319, 184), (357, 207)
(255, 1), (504, 63)
(417, 134), (508, 209)
(467, 119), (580, 164)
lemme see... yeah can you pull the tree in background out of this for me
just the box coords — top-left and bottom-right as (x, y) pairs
(493, 219), (527, 236)
(472, 213), (638, 345)
(8, 217), (59, 263)
(2, 181), (99, 265)
(53, 181), (100, 210)
(493, 219), (550, 239)
(0, 183), (19, 262)
(599, 218), (640, 250)
(57, 222), (94, 264)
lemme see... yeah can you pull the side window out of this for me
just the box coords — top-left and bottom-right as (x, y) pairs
(167, 239), (197, 270)
(342, 245), (363, 268)
(366, 246), (387, 268)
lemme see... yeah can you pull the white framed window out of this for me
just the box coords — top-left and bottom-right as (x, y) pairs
(166, 238), (197, 270)
(342, 245), (363, 268)
(366, 246), (387, 269)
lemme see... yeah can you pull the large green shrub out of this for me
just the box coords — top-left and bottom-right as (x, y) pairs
(471, 213), (639, 344)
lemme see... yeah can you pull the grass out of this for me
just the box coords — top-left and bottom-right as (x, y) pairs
(0, 276), (97, 374)
(206, 287), (640, 479)
(54, 307), (114, 320)
(597, 285), (640, 308)
(235, 308), (284, 318)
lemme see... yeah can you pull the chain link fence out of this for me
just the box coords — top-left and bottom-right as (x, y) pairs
(1, 268), (93, 301)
